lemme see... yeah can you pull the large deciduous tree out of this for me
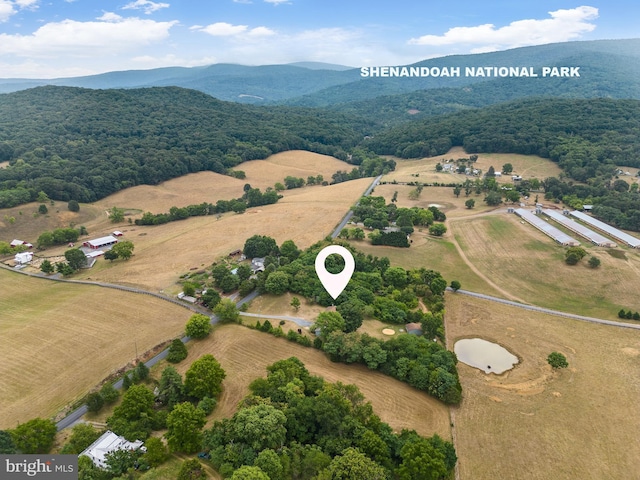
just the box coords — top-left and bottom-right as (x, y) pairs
(166, 402), (206, 453)
(64, 248), (87, 271)
(107, 385), (155, 441)
(185, 313), (212, 339)
(185, 354), (226, 400)
(10, 418), (57, 454)
(111, 240), (134, 260)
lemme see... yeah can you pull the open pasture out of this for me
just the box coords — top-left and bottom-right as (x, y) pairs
(382, 146), (562, 184)
(445, 292), (640, 480)
(0, 201), (104, 245)
(72, 178), (373, 291)
(170, 323), (452, 440)
(371, 183), (503, 218)
(0, 268), (190, 428)
(451, 213), (640, 318)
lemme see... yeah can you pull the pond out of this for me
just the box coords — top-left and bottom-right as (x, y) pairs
(454, 338), (519, 374)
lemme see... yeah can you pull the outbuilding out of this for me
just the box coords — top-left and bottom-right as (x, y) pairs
(83, 235), (118, 249)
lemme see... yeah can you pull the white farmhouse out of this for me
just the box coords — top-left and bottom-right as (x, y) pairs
(79, 430), (146, 469)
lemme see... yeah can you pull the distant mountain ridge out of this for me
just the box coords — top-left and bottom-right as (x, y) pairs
(1, 39), (638, 106)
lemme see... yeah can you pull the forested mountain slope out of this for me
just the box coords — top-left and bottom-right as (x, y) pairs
(331, 50), (640, 126)
(366, 97), (640, 181)
(285, 39), (640, 109)
(0, 86), (370, 204)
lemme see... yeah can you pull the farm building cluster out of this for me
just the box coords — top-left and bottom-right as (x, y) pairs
(513, 208), (640, 248)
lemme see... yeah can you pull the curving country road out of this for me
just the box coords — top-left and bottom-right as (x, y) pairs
(331, 174), (382, 238)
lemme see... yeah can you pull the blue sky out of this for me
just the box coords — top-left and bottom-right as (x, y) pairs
(0, 1), (636, 78)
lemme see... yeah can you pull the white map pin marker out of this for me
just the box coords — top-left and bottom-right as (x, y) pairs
(315, 245), (355, 300)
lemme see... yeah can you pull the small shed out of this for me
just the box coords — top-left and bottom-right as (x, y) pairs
(405, 322), (423, 336)
(112, 230), (124, 237)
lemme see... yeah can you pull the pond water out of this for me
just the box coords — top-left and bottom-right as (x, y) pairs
(454, 338), (519, 374)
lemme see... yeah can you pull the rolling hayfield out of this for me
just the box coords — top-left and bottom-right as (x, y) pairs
(0, 268), (190, 427)
(95, 151), (354, 214)
(445, 292), (640, 480)
(71, 178), (374, 292)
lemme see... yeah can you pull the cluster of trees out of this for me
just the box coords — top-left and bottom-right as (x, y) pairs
(330, 151), (397, 185)
(204, 357), (457, 479)
(369, 230), (410, 247)
(352, 195), (445, 234)
(338, 227), (365, 240)
(0, 86), (372, 206)
(0, 418), (57, 454)
(36, 227), (80, 248)
(135, 187), (280, 225)
(321, 332), (461, 404)
(617, 309), (640, 321)
(103, 354), (224, 444)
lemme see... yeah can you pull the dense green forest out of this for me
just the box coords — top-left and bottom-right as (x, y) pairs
(0, 86), (373, 207)
(366, 98), (640, 178)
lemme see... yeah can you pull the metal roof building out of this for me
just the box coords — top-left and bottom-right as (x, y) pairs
(569, 210), (640, 248)
(83, 235), (118, 249)
(544, 209), (617, 247)
(515, 209), (580, 246)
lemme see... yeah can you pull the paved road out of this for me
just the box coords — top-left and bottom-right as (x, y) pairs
(452, 288), (640, 330)
(331, 174), (382, 238)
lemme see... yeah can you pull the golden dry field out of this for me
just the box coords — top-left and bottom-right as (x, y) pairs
(0, 201), (104, 245)
(167, 323), (452, 440)
(451, 213), (640, 317)
(382, 146), (563, 185)
(0, 268), (190, 428)
(95, 151), (352, 214)
(61, 178), (373, 291)
(445, 292), (640, 480)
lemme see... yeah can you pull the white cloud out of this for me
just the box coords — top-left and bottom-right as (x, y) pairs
(0, 1), (16, 22)
(122, 0), (170, 15)
(265, 0), (290, 5)
(233, 0), (252, 3)
(247, 26), (276, 37)
(196, 22), (274, 38)
(15, 0), (38, 9)
(1, 0), (39, 22)
(409, 6), (598, 50)
(199, 22), (248, 36)
(0, 15), (178, 56)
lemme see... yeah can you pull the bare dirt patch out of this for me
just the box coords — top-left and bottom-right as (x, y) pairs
(446, 293), (640, 480)
(0, 268), (190, 427)
(168, 324), (452, 439)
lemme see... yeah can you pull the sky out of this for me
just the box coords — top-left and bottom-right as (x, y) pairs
(0, 1), (637, 78)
